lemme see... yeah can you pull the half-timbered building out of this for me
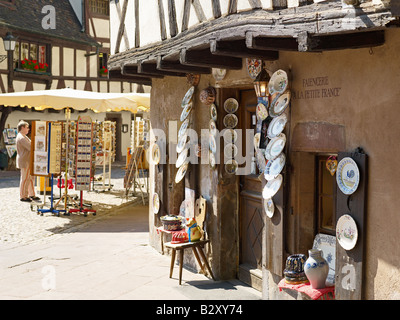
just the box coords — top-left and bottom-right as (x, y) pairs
(109, 0), (400, 299)
(0, 0), (148, 161)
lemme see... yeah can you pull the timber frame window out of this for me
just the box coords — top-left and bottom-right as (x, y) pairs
(89, 0), (109, 16)
(13, 39), (51, 74)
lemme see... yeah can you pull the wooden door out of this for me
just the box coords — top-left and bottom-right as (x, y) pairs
(238, 89), (263, 290)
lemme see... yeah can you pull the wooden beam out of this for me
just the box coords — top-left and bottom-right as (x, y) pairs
(180, 48), (243, 70)
(109, 69), (152, 86)
(297, 30), (385, 52)
(210, 39), (279, 60)
(122, 65), (164, 79)
(211, 0), (221, 18)
(157, 56), (211, 74)
(115, 0), (129, 54)
(138, 62), (187, 77)
(135, 0), (140, 48)
(246, 33), (298, 51)
(158, 0), (167, 40)
(228, 0), (237, 14)
(168, 0), (178, 38)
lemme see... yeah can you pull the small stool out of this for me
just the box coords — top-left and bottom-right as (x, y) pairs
(164, 239), (216, 285)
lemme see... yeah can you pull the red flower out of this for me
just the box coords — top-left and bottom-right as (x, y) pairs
(34, 65), (39, 69)
(21, 60), (25, 64)
(33, 60), (37, 63)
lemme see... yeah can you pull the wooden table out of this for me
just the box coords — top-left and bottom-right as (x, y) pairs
(156, 226), (182, 254)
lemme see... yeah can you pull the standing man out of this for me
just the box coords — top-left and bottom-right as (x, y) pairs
(16, 121), (39, 202)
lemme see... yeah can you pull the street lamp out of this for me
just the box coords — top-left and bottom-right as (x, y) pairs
(2, 32), (17, 91)
(2, 32), (17, 52)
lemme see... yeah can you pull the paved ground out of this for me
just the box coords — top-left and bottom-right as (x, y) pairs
(0, 165), (262, 301)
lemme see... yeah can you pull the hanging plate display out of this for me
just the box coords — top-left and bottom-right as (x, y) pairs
(209, 119), (217, 136)
(209, 151), (216, 169)
(253, 133), (261, 151)
(336, 214), (358, 251)
(267, 114), (287, 139)
(223, 113), (238, 129)
(268, 69), (288, 95)
(209, 134), (217, 154)
(224, 98), (239, 113)
(176, 147), (188, 168)
(265, 133), (286, 161)
(262, 174), (283, 199)
(200, 87), (216, 105)
(246, 58), (263, 80)
(270, 91), (291, 117)
(264, 153), (286, 181)
(176, 133), (187, 154)
(224, 143), (238, 158)
(223, 128), (238, 144)
(153, 193), (160, 214)
(175, 161), (189, 184)
(152, 143), (160, 165)
(210, 104), (218, 121)
(336, 157), (360, 195)
(178, 118), (190, 138)
(225, 159), (238, 174)
(264, 198), (275, 218)
(212, 68), (227, 81)
(182, 86), (195, 107)
(256, 102), (269, 121)
(180, 102), (193, 121)
(255, 148), (267, 172)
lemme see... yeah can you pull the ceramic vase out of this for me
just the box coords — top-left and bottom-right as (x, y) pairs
(304, 249), (329, 289)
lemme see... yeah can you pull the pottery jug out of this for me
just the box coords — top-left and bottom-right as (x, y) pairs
(304, 249), (329, 289)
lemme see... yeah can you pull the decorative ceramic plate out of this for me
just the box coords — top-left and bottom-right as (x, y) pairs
(224, 143), (238, 158)
(153, 193), (160, 214)
(176, 133), (187, 154)
(209, 134), (217, 154)
(209, 119), (217, 136)
(210, 104), (218, 121)
(178, 118), (190, 138)
(176, 147), (188, 168)
(182, 86), (195, 107)
(313, 233), (336, 284)
(224, 98), (239, 113)
(209, 151), (216, 169)
(200, 87), (216, 105)
(212, 68), (226, 81)
(270, 91), (291, 117)
(180, 102), (193, 121)
(262, 174), (283, 199)
(223, 113), (238, 129)
(246, 58), (263, 80)
(268, 69), (288, 95)
(152, 143), (160, 165)
(336, 157), (360, 195)
(225, 159), (238, 174)
(267, 114), (287, 139)
(264, 153), (286, 181)
(265, 133), (286, 160)
(253, 133), (260, 150)
(264, 198), (275, 218)
(336, 214), (358, 251)
(256, 102), (269, 121)
(175, 161), (189, 184)
(223, 129), (238, 144)
(255, 148), (266, 172)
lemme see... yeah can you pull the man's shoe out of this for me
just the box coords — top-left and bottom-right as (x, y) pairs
(30, 196), (40, 201)
(20, 198), (32, 202)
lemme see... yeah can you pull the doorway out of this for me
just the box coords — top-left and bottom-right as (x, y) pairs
(238, 89), (263, 291)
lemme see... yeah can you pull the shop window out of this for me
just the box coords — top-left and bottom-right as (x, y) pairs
(89, 0), (109, 16)
(13, 40), (50, 74)
(316, 155), (337, 235)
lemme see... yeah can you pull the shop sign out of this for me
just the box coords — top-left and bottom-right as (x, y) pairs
(292, 76), (341, 100)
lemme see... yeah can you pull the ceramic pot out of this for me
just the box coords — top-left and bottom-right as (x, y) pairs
(284, 254), (308, 284)
(304, 249), (329, 289)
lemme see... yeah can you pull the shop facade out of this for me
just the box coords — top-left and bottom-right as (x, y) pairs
(109, 0), (400, 299)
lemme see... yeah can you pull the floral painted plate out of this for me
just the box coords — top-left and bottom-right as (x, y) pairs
(209, 151), (216, 169)
(176, 133), (187, 154)
(212, 68), (226, 81)
(267, 114), (287, 139)
(209, 134), (217, 154)
(336, 214), (358, 251)
(209, 119), (217, 136)
(336, 157), (360, 195)
(225, 159), (238, 174)
(210, 103), (218, 121)
(176, 147), (188, 168)
(253, 133), (261, 150)
(270, 91), (291, 117)
(246, 58), (263, 80)
(178, 118), (190, 138)
(268, 69), (288, 95)
(223, 128), (238, 144)
(175, 161), (189, 184)
(264, 198), (275, 218)
(180, 102), (193, 121)
(262, 174), (283, 199)
(264, 153), (285, 181)
(224, 98), (239, 113)
(182, 86), (195, 107)
(153, 193), (160, 214)
(265, 133), (286, 160)
(256, 102), (269, 121)
(223, 113), (238, 129)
